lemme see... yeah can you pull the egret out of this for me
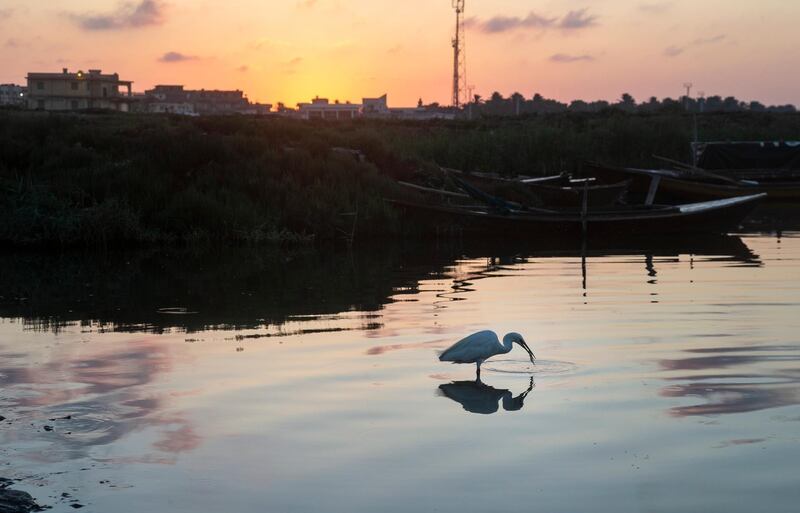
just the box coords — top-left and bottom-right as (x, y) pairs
(439, 331), (535, 377)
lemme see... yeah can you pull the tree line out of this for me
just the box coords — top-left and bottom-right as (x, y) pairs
(435, 92), (798, 116)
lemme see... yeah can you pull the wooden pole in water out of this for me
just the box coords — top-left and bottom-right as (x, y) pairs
(581, 180), (589, 236)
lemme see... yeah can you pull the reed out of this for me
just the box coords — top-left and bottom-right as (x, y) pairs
(1, 110), (797, 247)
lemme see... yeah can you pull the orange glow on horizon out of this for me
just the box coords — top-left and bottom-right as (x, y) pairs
(0, 0), (798, 107)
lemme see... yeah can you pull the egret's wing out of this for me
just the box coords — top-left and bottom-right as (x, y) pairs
(439, 330), (501, 363)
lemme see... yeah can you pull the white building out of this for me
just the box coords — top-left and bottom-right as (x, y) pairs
(362, 94), (390, 117)
(290, 94), (457, 121)
(0, 84), (26, 106)
(363, 94), (456, 120)
(296, 97), (361, 120)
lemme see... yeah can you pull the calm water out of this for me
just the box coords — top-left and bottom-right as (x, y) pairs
(1, 233), (799, 512)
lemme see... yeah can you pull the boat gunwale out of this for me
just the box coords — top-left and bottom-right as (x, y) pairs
(387, 193), (767, 223)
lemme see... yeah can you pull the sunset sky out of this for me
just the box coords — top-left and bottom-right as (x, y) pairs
(1, 0), (798, 107)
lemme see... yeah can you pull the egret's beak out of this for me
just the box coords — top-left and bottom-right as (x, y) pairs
(520, 340), (536, 364)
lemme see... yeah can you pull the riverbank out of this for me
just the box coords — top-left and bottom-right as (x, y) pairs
(1, 110), (798, 247)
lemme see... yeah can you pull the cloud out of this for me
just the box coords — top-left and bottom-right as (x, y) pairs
(72, 0), (165, 31)
(469, 9), (596, 34)
(296, 0), (318, 8)
(0, 8), (13, 21)
(480, 12), (556, 33)
(693, 34), (726, 45)
(281, 57), (303, 75)
(158, 51), (197, 63)
(549, 53), (595, 63)
(559, 9), (598, 30)
(237, 65), (249, 72)
(664, 34), (726, 58)
(663, 45), (684, 57)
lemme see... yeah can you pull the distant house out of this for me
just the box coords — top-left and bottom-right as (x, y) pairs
(362, 94), (390, 117)
(139, 85), (196, 115)
(139, 85), (271, 115)
(26, 68), (133, 112)
(297, 97), (361, 120)
(289, 94), (457, 121)
(362, 93), (455, 120)
(388, 106), (456, 121)
(0, 84), (26, 107)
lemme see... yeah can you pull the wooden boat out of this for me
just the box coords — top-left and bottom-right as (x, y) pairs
(440, 167), (562, 206)
(525, 178), (630, 208)
(388, 193), (767, 240)
(441, 167), (629, 207)
(441, 167), (563, 186)
(585, 163), (800, 203)
(693, 141), (800, 181)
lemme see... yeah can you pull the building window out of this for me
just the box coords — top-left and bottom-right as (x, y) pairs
(37, 100), (45, 110)
(37, 82), (44, 90)
(102, 87), (108, 98)
(71, 100), (79, 110)
(71, 82), (79, 91)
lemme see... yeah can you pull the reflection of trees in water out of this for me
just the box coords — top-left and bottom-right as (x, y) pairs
(438, 377), (534, 415)
(0, 339), (198, 464)
(659, 345), (800, 417)
(0, 236), (759, 335)
(0, 248), (410, 334)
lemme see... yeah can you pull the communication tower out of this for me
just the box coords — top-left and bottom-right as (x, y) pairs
(452, 0), (467, 108)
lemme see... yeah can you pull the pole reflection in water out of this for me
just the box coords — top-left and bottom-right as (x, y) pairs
(438, 377), (535, 414)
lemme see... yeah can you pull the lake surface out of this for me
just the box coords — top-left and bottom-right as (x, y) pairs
(1, 231), (799, 512)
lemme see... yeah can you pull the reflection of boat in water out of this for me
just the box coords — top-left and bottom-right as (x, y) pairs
(408, 233), (760, 263)
(438, 377), (534, 415)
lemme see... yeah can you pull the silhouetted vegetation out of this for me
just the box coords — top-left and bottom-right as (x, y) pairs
(1, 109), (799, 247)
(465, 92), (797, 116)
(0, 112), (404, 247)
(380, 110), (800, 176)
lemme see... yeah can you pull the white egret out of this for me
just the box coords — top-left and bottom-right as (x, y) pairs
(439, 331), (535, 377)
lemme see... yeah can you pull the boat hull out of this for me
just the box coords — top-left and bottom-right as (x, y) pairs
(586, 164), (800, 203)
(390, 194), (765, 240)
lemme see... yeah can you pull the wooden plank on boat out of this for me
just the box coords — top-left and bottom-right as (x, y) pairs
(645, 175), (661, 206)
(397, 181), (470, 199)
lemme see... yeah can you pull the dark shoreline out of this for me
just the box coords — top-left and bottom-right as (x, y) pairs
(1, 110), (799, 248)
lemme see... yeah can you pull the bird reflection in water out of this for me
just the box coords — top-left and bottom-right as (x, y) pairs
(438, 377), (534, 415)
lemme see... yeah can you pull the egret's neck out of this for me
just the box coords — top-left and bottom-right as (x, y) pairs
(501, 334), (516, 353)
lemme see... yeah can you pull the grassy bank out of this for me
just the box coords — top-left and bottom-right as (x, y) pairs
(0, 112), (404, 247)
(1, 110), (798, 247)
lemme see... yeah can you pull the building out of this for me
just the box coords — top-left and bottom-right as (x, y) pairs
(287, 94), (458, 121)
(296, 97), (361, 120)
(387, 106), (456, 121)
(138, 85), (197, 115)
(0, 84), (26, 107)
(362, 94), (390, 117)
(139, 85), (271, 115)
(26, 68), (133, 112)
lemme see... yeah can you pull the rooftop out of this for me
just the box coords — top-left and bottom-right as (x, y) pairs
(27, 68), (132, 85)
